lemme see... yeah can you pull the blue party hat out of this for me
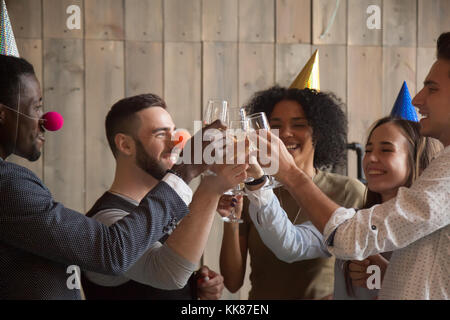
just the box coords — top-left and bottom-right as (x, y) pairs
(390, 81), (418, 122)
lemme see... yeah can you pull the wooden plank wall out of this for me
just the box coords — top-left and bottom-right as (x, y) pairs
(5, 0), (450, 300)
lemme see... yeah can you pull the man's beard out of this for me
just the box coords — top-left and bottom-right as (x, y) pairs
(135, 138), (167, 180)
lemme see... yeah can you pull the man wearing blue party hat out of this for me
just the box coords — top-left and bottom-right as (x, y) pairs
(390, 81), (419, 122)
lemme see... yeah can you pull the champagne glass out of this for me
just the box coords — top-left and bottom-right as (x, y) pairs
(204, 100), (228, 124)
(203, 100), (228, 175)
(246, 112), (283, 189)
(221, 119), (247, 224)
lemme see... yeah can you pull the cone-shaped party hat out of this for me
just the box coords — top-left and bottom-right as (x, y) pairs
(289, 49), (320, 90)
(390, 81), (418, 122)
(0, 0), (19, 57)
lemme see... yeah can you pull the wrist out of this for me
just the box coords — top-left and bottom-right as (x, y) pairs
(170, 164), (197, 184)
(283, 166), (309, 191)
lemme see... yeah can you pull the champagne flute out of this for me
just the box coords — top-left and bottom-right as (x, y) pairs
(203, 100), (228, 175)
(204, 99), (228, 124)
(222, 119), (247, 224)
(246, 112), (283, 189)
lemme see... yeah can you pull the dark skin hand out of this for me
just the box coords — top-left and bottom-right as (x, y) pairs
(171, 119), (227, 184)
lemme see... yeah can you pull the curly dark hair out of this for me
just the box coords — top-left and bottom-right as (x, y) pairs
(244, 86), (348, 169)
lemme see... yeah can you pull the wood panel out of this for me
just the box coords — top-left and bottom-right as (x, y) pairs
(85, 0), (124, 40)
(85, 40), (124, 209)
(124, 0), (163, 41)
(382, 47), (416, 116)
(239, 43), (275, 106)
(43, 39), (85, 212)
(8, 39), (43, 180)
(347, 47), (382, 179)
(43, 0), (84, 39)
(275, 43), (312, 87)
(164, 42), (201, 134)
(276, 0), (311, 44)
(383, 0), (417, 47)
(312, 45), (347, 103)
(416, 48), (437, 94)
(348, 0), (382, 46)
(202, 41), (239, 300)
(164, 0), (201, 42)
(203, 42), (238, 107)
(313, 0), (347, 45)
(125, 41), (163, 97)
(5, 0), (42, 39)
(239, 0), (275, 43)
(202, 0), (238, 42)
(418, 0), (450, 47)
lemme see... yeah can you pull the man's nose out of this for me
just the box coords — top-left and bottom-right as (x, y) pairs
(412, 88), (424, 107)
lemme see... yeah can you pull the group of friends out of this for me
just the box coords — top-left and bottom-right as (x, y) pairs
(0, 32), (448, 300)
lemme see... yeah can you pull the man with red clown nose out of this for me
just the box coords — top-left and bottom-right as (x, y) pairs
(0, 55), (245, 299)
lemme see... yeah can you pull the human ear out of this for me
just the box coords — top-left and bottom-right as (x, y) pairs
(115, 133), (135, 157)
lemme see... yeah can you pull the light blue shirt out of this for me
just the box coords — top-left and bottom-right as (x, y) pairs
(246, 188), (379, 300)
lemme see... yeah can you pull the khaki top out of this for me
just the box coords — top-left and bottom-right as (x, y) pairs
(240, 170), (366, 299)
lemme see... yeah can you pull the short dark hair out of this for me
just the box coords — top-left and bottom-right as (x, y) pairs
(437, 32), (450, 61)
(105, 94), (167, 157)
(0, 55), (35, 109)
(244, 86), (347, 169)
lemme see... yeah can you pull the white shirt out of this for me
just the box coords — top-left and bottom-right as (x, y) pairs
(85, 173), (197, 290)
(324, 146), (450, 300)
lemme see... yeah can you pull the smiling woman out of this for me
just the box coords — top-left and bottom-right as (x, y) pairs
(219, 86), (366, 300)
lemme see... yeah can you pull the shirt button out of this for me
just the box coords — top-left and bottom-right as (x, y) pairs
(371, 225), (377, 230)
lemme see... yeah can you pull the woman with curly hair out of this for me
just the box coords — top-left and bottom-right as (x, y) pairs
(219, 86), (366, 299)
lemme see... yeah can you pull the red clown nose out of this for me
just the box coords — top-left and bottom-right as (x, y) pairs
(42, 111), (64, 131)
(173, 129), (191, 149)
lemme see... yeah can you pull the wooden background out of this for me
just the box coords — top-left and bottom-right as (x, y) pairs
(6, 0), (450, 299)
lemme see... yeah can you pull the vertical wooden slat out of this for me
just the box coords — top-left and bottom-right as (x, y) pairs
(85, 40), (124, 209)
(43, 0), (84, 39)
(347, 0), (382, 46)
(347, 47), (382, 179)
(43, 39), (85, 212)
(164, 0), (201, 42)
(416, 48), (436, 91)
(239, 43), (275, 106)
(383, 0), (417, 47)
(125, 41), (163, 97)
(239, 0), (275, 43)
(8, 39), (44, 180)
(5, 0), (42, 39)
(202, 0), (238, 42)
(312, 45), (347, 103)
(418, 0), (450, 47)
(276, 0), (311, 44)
(85, 0), (124, 40)
(382, 47), (416, 116)
(124, 0), (163, 41)
(203, 42), (238, 106)
(312, 0), (347, 45)
(275, 43), (312, 87)
(202, 41), (239, 300)
(164, 42), (201, 134)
